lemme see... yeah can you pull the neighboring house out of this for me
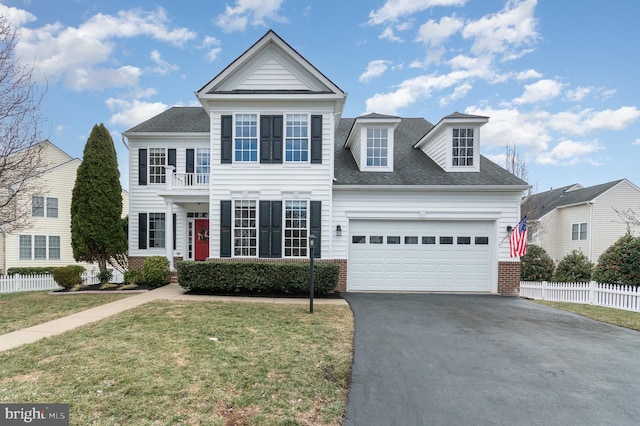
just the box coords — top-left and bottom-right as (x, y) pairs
(0, 141), (129, 273)
(521, 179), (640, 263)
(123, 30), (528, 294)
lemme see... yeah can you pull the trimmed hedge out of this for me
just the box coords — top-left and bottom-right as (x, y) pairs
(177, 261), (340, 296)
(520, 244), (555, 281)
(593, 231), (640, 286)
(52, 265), (86, 289)
(143, 256), (170, 287)
(6, 267), (56, 276)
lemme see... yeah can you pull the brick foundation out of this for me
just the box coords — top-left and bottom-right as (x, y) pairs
(498, 261), (521, 296)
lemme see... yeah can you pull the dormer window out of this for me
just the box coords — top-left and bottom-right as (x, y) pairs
(366, 128), (388, 167)
(452, 128), (474, 167)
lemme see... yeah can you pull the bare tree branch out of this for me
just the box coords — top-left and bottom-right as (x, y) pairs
(505, 144), (531, 196)
(0, 15), (47, 233)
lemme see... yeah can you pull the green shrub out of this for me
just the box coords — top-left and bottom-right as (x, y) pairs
(97, 270), (112, 284)
(123, 269), (143, 285)
(52, 265), (85, 289)
(520, 244), (555, 281)
(143, 256), (170, 287)
(177, 261), (340, 296)
(553, 250), (594, 282)
(6, 267), (56, 276)
(593, 231), (640, 286)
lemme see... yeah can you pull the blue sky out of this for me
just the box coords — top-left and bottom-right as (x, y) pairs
(2, 0), (639, 194)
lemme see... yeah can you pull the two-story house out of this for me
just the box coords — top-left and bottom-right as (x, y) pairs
(124, 30), (528, 294)
(0, 140), (130, 273)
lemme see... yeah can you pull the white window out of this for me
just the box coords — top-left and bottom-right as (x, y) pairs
(571, 223), (587, 241)
(46, 197), (58, 218)
(18, 235), (61, 260)
(149, 148), (166, 184)
(32, 196), (44, 217)
(234, 114), (258, 162)
(452, 128), (474, 167)
(234, 200), (257, 256)
(49, 236), (61, 260)
(148, 213), (165, 248)
(19, 235), (31, 260)
(196, 148), (210, 184)
(285, 200), (308, 257)
(285, 114), (309, 162)
(366, 128), (388, 167)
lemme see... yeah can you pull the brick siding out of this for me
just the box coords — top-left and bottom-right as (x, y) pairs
(498, 261), (521, 296)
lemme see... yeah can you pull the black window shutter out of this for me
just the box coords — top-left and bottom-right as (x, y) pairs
(221, 115), (233, 164)
(311, 115), (322, 164)
(270, 201), (282, 257)
(260, 116), (272, 164)
(259, 200), (272, 257)
(173, 213), (177, 250)
(271, 116), (283, 163)
(310, 201), (321, 258)
(138, 149), (147, 185)
(168, 149), (176, 168)
(220, 201), (232, 257)
(186, 149), (195, 173)
(138, 213), (147, 250)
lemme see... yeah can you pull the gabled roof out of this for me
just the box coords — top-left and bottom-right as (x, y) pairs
(413, 111), (489, 149)
(124, 107), (209, 134)
(335, 118), (528, 187)
(522, 179), (627, 220)
(197, 30), (345, 98)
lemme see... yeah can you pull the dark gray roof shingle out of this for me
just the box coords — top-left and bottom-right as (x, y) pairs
(124, 107), (209, 133)
(522, 179), (625, 220)
(334, 117), (528, 187)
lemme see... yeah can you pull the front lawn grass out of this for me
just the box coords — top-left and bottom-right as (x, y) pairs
(0, 300), (354, 425)
(0, 291), (134, 334)
(535, 301), (640, 331)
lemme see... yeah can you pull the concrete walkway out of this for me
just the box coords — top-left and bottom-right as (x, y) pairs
(0, 284), (347, 352)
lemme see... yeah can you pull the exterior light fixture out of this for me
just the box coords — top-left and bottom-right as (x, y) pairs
(507, 226), (513, 233)
(336, 225), (342, 236)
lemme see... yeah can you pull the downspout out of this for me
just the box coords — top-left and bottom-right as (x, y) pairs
(121, 135), (129, 150)
(588, 201), (594, 261)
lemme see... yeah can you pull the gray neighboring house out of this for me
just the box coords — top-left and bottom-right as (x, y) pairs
(124, 30), (529, 294)
(521, 179), (640, 263)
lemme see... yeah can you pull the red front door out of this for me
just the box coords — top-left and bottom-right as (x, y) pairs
(194, 219), (210, 261)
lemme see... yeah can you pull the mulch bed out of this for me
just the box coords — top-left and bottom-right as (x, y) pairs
(50, 283), (167, 294)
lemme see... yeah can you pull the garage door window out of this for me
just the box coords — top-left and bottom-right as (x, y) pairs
(387, 236), (401, 244)
(422, 236), (436, 244)
(405, 236), (418, 244)
(457, 236), (471, 245)
(352, 235), (366, 244)
(440, 236), (454, 244)
(475, 236), (489, 245)
(370, 236), (383, 244)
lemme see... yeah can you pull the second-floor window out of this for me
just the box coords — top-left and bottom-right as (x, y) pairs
(571, 222), (587, 240)
(366, 128), (388, 167)
(196, 148), (210, 184)
(149, 148), (166, 183)
(285, 114), (309, 162)
(32, 196), (58, 218)
(452, 128), (474, 167)
(235, 114), (258, 162)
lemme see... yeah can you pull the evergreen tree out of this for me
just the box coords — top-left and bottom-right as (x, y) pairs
(71, 124), (126, 273)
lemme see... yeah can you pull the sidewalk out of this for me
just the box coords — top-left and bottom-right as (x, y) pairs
(0, 284), (347, 352)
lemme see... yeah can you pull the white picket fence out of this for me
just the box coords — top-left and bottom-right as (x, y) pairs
(0, 270), (125, 294)
(520, 281), (640, 312)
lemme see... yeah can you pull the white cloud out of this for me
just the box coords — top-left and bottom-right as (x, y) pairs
(515, 69), (542, 80)
(634, 138), (640, 146)
(566, 86), (592, 102)
(215, 0), (286, 33)
(415, 15), (464, 47)
(14, 7), (196, 90)
(149, 50), (179, 75)
(106, 98), (169, 128)
(0, 4), (37, 26)
(368, 0), (468, 25)
(513, 79), (563, 104)
(439, 82), (472, 106)
(536, 139), (603, 165)
(201, 36), (222, 62)
(584, 106), (640, 131)
(379, 26), (403, 42)
(462, 0), (539, 59)
(360, 60), (392, 82)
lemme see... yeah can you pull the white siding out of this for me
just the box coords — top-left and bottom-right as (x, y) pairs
(236, 57), (308, 91)
(420, 126), (448, 170)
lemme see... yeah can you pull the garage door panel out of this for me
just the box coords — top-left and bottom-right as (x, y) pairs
(348, 220), (492, 292)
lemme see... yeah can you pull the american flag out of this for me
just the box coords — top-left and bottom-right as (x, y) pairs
(509, 216), (527, 257)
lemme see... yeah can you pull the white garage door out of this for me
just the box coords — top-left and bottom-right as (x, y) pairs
(348, 220), (493, 292)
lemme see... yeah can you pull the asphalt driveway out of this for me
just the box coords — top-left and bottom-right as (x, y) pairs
(342, 293), (640, 426)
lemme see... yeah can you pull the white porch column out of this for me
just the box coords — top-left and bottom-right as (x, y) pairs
(165, 198), (174, 271)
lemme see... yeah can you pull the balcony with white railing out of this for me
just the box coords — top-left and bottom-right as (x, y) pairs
(167, 172), (210, 190)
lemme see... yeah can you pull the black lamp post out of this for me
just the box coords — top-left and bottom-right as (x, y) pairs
(309, 234), (316, 314)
